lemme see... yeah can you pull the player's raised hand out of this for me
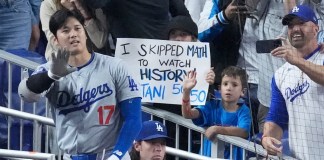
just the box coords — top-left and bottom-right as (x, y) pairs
(48, 48), (77, 80)
(182, 70), (197, 92)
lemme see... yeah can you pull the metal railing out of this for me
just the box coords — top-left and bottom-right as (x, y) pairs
(0, 49), (49, 154)
(142, 105), (292, 160)
(0, 149), (55, 160)
(0, 106), (221, 159)
(0, 49), (294, 159)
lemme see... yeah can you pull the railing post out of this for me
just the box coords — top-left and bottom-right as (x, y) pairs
(242, 149), (246, 160)
(175, 124), (179, 160)
(7, 62), (13, 149)
(230, 144), (233, 160)
(33, 120), (42, 152)
(188, 128), (192, 152)
(211, 138), (225, 158)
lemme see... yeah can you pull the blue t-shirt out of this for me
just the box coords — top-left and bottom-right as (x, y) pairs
(192, 99), (251, 160)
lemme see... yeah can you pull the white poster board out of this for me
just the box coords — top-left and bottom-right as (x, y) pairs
(115, 38), (210, 105)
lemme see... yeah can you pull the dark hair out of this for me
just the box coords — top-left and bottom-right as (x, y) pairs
(49, 9), (85, 36)
(129, 141), (167, 160)
(129, 144), (140, 160)
(166, 16), (198, 39)
(221, 66), (248, 89)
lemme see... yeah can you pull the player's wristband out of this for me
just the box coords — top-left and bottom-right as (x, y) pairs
(48, 70), (62, 81)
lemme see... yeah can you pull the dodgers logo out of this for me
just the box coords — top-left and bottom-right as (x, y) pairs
(285, 80), (310, 102)
(155, 122), (163, 132)
(292, 6), (299, 13)
(57, 83), (113, 115)
(127, 76), (138, 91)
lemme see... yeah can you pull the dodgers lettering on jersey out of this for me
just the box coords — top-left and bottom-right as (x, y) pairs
(57, 83), (113, 115)
(285, 80), (310, 102)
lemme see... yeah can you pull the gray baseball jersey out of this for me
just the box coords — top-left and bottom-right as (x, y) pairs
(33, 53), (140, 154)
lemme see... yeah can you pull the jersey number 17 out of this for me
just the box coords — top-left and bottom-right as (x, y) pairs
(97, 105), (115, 125)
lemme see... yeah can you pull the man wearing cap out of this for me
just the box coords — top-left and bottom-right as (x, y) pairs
(129, 121), (169, 160)
(262, 5), (324, 159)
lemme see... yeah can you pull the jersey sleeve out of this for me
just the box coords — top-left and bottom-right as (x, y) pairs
(266, 77), (289, 130)
(114, 60), (141, 102)
(237, 105), (252, 134)
(197, 0), (228, 42)
(18, 63), (51, 103)
(111, 97), (142, 159)
(32, 64), (49, 75)
(192, 100), (214, 127)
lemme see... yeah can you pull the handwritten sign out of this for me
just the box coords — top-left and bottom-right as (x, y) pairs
(115, 38), (210, 105)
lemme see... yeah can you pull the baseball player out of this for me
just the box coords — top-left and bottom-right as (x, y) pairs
(18, 9), (142, 160)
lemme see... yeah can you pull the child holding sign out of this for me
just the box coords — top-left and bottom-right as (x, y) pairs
(181, 66), (251, 159)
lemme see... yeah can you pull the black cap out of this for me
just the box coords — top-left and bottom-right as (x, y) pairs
(166, 16), (198, 39)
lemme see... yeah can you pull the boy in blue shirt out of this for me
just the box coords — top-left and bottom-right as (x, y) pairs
(181, 66), (251, 159)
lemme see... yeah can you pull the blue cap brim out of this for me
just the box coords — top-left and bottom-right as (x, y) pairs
(136, 134), (171, 141)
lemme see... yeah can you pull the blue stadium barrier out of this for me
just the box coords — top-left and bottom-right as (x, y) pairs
(0, 49), (46, 151)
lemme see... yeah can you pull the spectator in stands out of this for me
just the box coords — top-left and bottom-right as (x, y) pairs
(262, 5), (324, 159)
(158, 15), (208, 114)
(198, 0), (247, 88)
(0, 0), (41, 50)
(237, 0), (295, 135)
(83, 0), (190, 42)
(40, 0), (107, 60)
(18, 9), (142, 160)
(130, 121), (169, 160)
(29, 0), (42, 51)
(167, 16), (198, 42)
(181, 66), (251, 159)
(184, 0), (206, 24)
(155, 15), (215, 158)
(256, 0), (297, 136)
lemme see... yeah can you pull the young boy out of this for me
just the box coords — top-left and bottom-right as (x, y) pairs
(181, 66), (251, 159)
